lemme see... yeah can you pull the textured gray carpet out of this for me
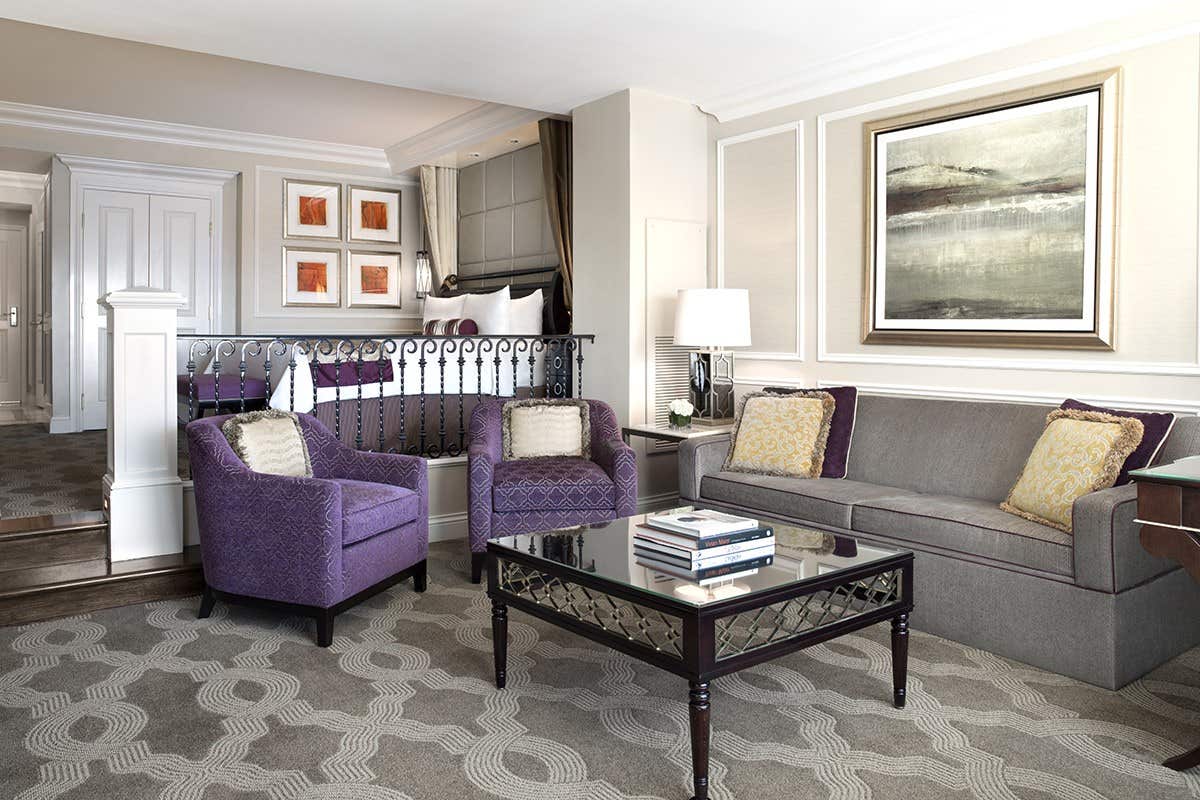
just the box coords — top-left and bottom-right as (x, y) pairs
(2, 541), (1199, 800)
(0, 425), (106, 517)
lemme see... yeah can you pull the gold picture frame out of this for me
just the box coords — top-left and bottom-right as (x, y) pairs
(862, 69), (1120, 349)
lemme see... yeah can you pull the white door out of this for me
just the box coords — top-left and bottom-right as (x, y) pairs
(150, 195), (211, 336)
(81, 189), (150, 430)
(0, 226), (26, 405)
(32, 224), (48, 409)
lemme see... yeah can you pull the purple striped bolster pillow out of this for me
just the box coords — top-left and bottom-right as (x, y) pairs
(314, 359), (394, 388)
(422, 318), (479, 336)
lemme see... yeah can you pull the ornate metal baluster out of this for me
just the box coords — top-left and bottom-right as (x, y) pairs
(474, 338), (486, 402)
(186, 340), (210, 422)
(213, 340), (235, 415)
(510, 339), (520, 398)
(528, 338), (538, 397)
(456, 339), (467, 455)
(416, 339), (429, 455)
(493, 338), (503, 398)
(379, 339), (396, 451)
(351, 340), (366, 450)
(435, 338), (447, 456)
(239, 341), (262, 413)
(576, 338), (585, 398)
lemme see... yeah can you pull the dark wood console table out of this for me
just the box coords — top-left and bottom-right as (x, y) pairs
(1131, 457), (1200, 770)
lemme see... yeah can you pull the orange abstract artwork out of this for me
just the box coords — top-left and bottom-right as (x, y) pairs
(298, 195), (327, 226)
(360, 265), (389, 294)
(360, 200), (388, 230)
(296, 261), (328, 293)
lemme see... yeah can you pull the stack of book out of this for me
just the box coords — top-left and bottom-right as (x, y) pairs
(635, 510), (774, 585)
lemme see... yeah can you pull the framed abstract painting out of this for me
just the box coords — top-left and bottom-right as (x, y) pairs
(862, 69), (1120, 349)
(347, 185), (401, 244)
(347, 250), (401, 308)
(283, 246), (341, 307)
(283, 179), (341, 240)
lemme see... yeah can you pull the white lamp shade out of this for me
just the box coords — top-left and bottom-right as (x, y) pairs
(673, 288), (751, 348)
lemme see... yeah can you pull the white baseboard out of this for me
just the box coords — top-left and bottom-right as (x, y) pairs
(49, 415), (75, 434)
(429, 511), (467, 543)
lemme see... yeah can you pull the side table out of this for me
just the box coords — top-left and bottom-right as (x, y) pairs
(621, 422), (732, 446)
(1131, 457), (1200, 770)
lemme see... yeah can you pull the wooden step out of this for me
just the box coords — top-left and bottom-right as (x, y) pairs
(0, 546), (204, 627)
(0, 513), (204, 626)
(0, 511), (109, 591)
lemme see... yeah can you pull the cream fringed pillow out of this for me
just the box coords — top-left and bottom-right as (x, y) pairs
(502, 399), (591, 460)
(724, 391), (835, 479)
(221, 410), (312, 477)
(1001, 409), (1144, 533)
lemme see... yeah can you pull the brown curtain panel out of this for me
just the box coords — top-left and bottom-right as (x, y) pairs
(539, 118), (573, 312)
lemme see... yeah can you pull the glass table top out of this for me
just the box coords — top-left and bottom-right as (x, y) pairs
(1131, 456), (1200, 486)
(489, 507), (907, 607)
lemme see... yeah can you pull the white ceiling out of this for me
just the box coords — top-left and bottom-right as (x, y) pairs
(0, 1), (1184, 121)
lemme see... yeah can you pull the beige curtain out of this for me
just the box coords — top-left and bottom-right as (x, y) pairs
(419, 164), (458, 290)
(538, 118), (573, 311)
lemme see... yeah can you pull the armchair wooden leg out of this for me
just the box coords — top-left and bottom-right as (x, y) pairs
(471, 552), (485, 584)
(315, 609), (334, 647)
(198, 586), (216, 619)
(413, 559), (428, 593)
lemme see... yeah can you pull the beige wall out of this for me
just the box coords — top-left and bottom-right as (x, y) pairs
(0, 19), (481, 148)
(711, 21), (1200, 410)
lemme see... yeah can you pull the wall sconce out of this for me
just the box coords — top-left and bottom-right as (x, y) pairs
(415, 250), (433, 299)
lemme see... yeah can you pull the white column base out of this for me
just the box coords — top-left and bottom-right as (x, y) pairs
(104, 474), (184, 561)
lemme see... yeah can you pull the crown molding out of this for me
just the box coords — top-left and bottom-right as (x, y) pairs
(0, 99), (391, 169)
(57, 154), (238, 183)
(701, 17), (1200, 122)
(385, 102), (547, 172)
(0, 169), (46, 191)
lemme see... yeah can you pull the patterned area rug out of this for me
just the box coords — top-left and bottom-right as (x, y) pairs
(0, 425), (106, 517)
(2, 542), (1199, 800)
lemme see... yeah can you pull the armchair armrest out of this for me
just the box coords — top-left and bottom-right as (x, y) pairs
(1073, 483), (1175, 592)
(678, 435), (731, 501)
(327, 445), (428, 498)
(186, 422), (344, 608)
(594, 438), (637, 516)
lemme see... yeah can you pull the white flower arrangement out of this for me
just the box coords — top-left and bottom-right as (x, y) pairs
(668, 398), (694, 416)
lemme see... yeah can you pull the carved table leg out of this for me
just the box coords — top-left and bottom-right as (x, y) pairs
(491, 599), (508, 689)
(891, 612), (909, 709)
(1165, 744), (1200, 771)
(688, 680), (711, 800)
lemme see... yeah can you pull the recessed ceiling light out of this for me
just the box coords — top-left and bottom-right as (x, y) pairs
(468, 152), (481, 158)
(508, 138), (520, 144)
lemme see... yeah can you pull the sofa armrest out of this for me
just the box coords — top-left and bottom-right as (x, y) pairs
(678, 435), (731, 501)
(595, 439), (638, 516)
(187, 422), (344, 607)
(1073, 483), (1175, 592)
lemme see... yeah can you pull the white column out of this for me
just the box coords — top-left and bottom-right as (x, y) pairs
(101, 289), (186, 561)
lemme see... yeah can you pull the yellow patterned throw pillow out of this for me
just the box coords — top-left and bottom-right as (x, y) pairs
(1001, 409), (1144, 532)
(724, 391), (835, 479)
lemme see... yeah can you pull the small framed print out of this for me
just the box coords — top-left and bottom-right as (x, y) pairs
(347, 250), (402, 308)
(284, 179), (341, 240)
(347, 185), (401, 244)
(283, 246), (341, 307)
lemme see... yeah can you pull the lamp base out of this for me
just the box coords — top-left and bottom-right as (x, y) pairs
(688, 350), (736, 423)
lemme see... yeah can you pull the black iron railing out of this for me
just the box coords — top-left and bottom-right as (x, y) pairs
(178, 334), (592, 458)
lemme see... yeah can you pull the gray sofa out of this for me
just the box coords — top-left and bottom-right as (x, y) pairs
(678, 394), (1200, 690)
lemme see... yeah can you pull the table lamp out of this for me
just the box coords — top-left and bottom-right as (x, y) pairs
(673, 288), (751, 425)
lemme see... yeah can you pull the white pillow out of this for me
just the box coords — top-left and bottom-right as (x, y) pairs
(502, 399), (591, 460)
(509, 289), (544, 336)
(421, 294), (466, 326)
(462, 286), (511, 335)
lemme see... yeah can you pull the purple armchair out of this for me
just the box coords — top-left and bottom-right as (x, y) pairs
(187, 413), (428, 646)
(467, 398), (637, 582)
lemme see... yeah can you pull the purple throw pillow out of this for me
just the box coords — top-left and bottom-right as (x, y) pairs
(764, 385), (858, 479)
(313, 359), (394, 388)
(1059, 399), (1175, 485)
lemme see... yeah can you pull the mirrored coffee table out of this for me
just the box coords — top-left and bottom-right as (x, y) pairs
(485, 510), (914, 800)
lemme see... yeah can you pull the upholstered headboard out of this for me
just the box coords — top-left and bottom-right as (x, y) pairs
(445, 265), (570, 334)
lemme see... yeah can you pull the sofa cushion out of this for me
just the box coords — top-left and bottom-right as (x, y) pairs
(725, 391), (835, 479)
(332, 478), (420, 546)
(493, 457), (616, 513)
(853, 494), (1073, 576)
(700, 472), (914, 529)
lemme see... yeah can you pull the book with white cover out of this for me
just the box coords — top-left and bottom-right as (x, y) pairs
(645, 509), (758, 539)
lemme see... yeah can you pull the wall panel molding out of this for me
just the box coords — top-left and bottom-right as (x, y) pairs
(812, 24), (1200, 378)
(715, 120), (804, 361)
